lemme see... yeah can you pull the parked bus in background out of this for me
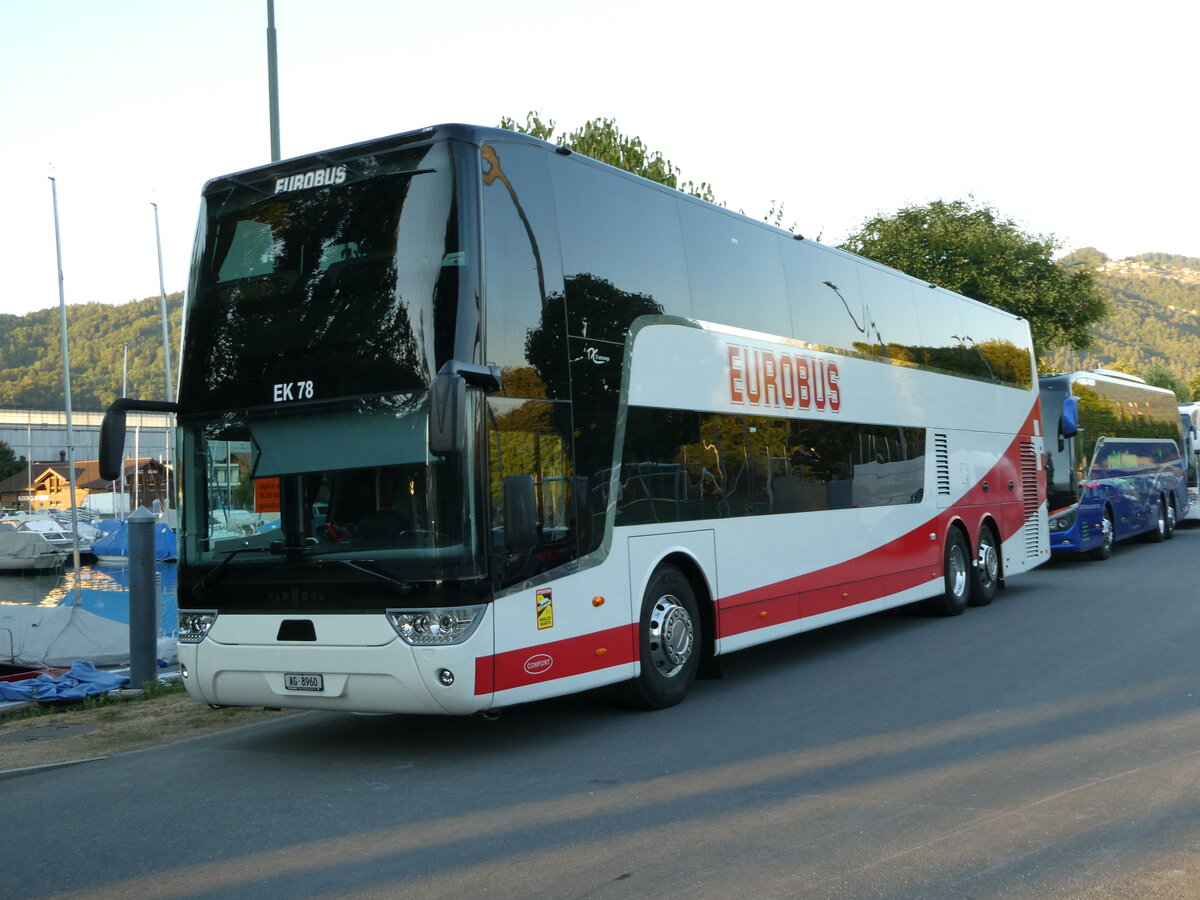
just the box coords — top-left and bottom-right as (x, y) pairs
(101, 124), (1048, 716)
(1040, 370), (1187, 558)
(1179, 402), (1200, 522)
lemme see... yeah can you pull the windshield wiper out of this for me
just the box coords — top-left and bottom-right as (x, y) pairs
(318, 559), (415, 595)
(191, 546), (260, 601)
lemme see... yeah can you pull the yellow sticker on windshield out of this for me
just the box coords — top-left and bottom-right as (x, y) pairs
(536, 588), (554, 630)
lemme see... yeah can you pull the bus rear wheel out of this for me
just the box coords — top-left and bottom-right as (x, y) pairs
(923, 529), (970, 617)
(619, 565), (701, 709)
(969, 526), (1000, 607)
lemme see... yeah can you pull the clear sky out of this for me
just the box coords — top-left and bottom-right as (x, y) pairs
(2, 0), (1196, 318)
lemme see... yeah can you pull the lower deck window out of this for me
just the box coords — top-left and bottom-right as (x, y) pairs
(618, 407), (925, 525)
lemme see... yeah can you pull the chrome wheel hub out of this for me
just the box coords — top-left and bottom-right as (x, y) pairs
(948, 544), (968, 598)
(977, 542), (999, 584)
(649, 595), (695, 679)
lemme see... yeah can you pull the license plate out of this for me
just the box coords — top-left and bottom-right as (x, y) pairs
(284, 673), (324, 692)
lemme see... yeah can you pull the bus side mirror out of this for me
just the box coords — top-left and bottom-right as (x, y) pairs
(503, 475), (538, 552)
(1061, 396), (1079, 439)
(99, 397), (179, 482)
(99, 403), (129, 482)
(428, 373), (466, 455)
(428, 361), (502, 456)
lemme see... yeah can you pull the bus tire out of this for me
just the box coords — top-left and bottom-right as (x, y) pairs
(969, 525), (1000, 607)
(1146, 498), (1168, 543)
(619, 565), (701, 710)
(924, 529), (970, 617)
(1090, 509), (1115, 560)
(1165, 499), (1177, 539)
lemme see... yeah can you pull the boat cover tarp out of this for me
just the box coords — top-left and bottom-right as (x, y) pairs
(0, 604), (177, 667)
(0, 660), (128, 703)
(0, 530), (59, 562)
(92, 519), (177, 561)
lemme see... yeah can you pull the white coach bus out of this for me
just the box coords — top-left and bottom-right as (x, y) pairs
(101, 124), (1049, 714)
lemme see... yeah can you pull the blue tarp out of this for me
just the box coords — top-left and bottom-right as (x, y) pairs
(0, 660), (129, 703)
(91, 519), (178, 561)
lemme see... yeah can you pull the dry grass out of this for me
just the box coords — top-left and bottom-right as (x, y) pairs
(0, 684), (296, 772)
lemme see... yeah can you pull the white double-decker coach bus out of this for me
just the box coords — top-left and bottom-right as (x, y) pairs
(101, 124), (1049, 714)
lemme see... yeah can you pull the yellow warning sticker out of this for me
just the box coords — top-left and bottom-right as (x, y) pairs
(536, 588), (554, 630)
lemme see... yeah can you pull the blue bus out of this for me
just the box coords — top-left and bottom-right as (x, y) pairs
(1040, 370), (1187, 559)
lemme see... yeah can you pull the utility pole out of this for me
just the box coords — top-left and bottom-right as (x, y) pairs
(267, 0), (281, 161)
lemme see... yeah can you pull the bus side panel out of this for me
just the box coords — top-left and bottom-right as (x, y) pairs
(485, 546), (640, 708)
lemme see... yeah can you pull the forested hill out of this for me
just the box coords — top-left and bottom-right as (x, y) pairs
(1041, 251), (1200, 386)
(2, 250), (1199, 410)
(0, 293), (183, 410)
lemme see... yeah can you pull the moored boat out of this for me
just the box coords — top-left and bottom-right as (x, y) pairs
(0, 530), (66, 573)
(0, 662), (64, 682)
(91, 517), (177, 564)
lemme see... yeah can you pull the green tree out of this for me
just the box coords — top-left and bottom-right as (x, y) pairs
(0, 439), (25, 481)
(500, 111), (716, 202)
(0, 293), (183, 411)
(838, 199), (1109, 357)
(1142, 363), (1191, 402)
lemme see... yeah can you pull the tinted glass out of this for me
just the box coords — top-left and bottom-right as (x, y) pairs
(783, 243), (869, 351)
(181, 142), (461, 412)
(954, 300), (1034, 388)
(486, 396), (581, 586)
(1089, 439), (1182, 478)
(481, 141), (567, 397)
(552, 160), (687, 334)
(619, 406), (925, 525)
(679, 202), (790, 335)
(854, 264), (922, 364)
(179, 395), (483, 582)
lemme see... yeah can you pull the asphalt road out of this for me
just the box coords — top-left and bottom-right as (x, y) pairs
(5, 525), (1200, 900)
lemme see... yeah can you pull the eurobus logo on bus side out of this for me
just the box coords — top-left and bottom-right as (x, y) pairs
(727, 343), (841, 412)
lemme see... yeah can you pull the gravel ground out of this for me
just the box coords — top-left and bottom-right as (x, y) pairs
(0, 687), (296, 773)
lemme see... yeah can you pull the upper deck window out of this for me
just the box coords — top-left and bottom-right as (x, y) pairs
(179, 142), (465, 412)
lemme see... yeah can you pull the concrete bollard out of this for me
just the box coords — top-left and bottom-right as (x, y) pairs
(127, 507), (159, 688)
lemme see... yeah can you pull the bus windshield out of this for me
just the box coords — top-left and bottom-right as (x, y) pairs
(182, 396), (485, 580)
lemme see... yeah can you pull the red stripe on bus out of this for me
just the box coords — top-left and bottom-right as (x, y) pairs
(480, 411), (1045, 690)
(476, 623), (637, 695)
(718, 566), (935, 637)
(717, 417), (1044, 639)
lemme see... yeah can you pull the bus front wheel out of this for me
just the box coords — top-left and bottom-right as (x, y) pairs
(619, 565), (701, 709)
(924, 529), (970, 617)
(1090, 509), (1115, 560)
(1147, 498), (1168, 543)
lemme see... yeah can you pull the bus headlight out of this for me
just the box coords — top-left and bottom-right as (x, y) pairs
(1050, 509), (1077, 532)
(179, 611), (218, 644)
(386, 606), (485, 646)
